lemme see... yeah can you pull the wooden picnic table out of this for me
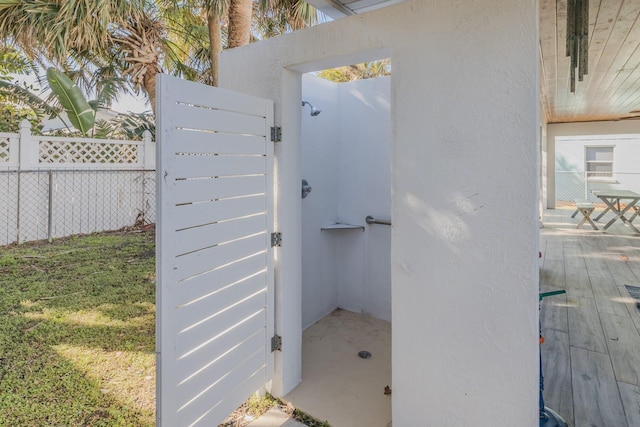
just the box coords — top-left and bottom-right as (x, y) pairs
(592, 189), (640, 234)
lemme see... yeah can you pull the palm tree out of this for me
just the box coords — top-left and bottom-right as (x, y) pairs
(0, 0), (141, 62)
(205, 0), (229, 85)
(0, 0), (182, 112)
(163, 0), (229, 86)
(111, 12), (166, 112)
(0, 0), (320, 109)
(254, 0), (320, 38)
(228, 0), (254, 48)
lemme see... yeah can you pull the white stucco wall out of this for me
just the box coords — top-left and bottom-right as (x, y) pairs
(219, 1), (539, 425)
(301, 75), (392, 329)
(300, 75), (341, 329)
(336, 76), (391, 320)
(546, 121), (640, 208)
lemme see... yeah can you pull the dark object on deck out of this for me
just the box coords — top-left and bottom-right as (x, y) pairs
(624, 285), (640, 314)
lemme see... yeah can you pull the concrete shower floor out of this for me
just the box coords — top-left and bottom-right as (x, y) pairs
(283, 309), (392, 427)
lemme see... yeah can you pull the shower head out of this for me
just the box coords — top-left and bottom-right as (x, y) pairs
(302, 100), (321, 116)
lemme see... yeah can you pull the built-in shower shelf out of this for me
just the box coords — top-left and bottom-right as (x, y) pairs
(321, 223), (365, 231)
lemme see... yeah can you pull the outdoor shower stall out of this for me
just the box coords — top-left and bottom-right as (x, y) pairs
(156, 2), (540, 426)
(300, 73), (392, 328)
(278, 73), (394, 425)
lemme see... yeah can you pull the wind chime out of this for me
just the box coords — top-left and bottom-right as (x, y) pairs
(566, 0), (589, 93)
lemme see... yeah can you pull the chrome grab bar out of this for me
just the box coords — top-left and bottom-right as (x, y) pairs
(365, 215), (391, 226)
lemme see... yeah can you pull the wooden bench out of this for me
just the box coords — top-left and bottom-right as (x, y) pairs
(573, 199), (598, 230)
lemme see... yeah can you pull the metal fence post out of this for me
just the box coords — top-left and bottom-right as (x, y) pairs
(48, 171), (53, 243)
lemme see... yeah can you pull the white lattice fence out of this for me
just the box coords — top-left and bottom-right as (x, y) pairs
(0, 132), (18, 168)
(0, 135), (10, 162)
(0, 121), (156, 245)
(38, 138), (140, 165)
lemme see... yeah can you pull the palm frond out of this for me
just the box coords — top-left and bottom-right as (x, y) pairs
(0, 80), (60, 117)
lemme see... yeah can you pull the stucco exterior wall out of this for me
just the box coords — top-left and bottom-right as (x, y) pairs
(300, 75), (341, 329)
(546, 121), (640, 208)
(219, 1), (539, 425)
(337, 76), (391, 322)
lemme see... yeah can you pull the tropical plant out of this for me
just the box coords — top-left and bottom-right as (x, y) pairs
(46, 67), (95, 134)
(0, 47), (53, 132)
(253, 0), (320, 39)
(95, 111), (155, 141)
(0, 1), (176, 112)
(0, 0), (321, 113)
(317, 59), (392, 83)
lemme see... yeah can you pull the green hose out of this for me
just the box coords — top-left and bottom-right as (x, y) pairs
(539, 290), (566, 301)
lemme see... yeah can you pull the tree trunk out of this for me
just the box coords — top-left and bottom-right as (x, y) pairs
(227, 0), (253, 48)
(207, 9), (222, 86)
(143, 67), (157, 114)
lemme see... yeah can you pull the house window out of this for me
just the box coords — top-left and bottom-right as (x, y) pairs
(585, 146), (614, 180)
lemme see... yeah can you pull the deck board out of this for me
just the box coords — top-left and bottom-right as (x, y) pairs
(618, 285), (640, 332)
(567, 297), (608, 354)
(571, 347), (627, 427)
(599, 313), (640, 386)
(565, 266), (594, 298)
(541, 208), (640, 427)
(541, 329), (574, 426)
(618, 381), (640, 427)
(592, 277), (633, 317)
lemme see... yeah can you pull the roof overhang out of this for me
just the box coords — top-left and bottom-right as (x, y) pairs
(306, 0), (405, 19)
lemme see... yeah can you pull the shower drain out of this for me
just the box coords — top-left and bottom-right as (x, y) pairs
(358, 350), (372, 359)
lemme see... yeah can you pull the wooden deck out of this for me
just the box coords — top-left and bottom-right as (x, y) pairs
(541, 209), (640, 426)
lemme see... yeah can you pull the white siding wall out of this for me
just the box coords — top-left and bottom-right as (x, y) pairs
(220, 1), (539, 424)
(546, 121), (640, 208)
(555, 135), (640, 204)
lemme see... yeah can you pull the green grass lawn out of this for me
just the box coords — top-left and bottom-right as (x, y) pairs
(0, 230), (328, 427)
(0, 231), (156, 426)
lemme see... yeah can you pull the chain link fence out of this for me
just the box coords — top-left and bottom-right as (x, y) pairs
(555, 171), (640, 208)
(0, 169), (155, 246)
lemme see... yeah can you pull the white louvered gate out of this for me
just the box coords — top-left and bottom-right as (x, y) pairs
(156, 74), (275, 427)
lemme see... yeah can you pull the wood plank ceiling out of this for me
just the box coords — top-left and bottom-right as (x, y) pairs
(311, 0), (640, 124)
(540, 0), (640, 123)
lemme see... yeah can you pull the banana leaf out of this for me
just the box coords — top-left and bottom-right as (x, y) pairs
(46, 67), (94, 134)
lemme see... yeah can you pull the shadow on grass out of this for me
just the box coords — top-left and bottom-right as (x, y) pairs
(0, 230), (156, 426)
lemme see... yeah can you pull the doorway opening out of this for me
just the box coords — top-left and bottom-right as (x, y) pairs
(285, 60), (392, 427)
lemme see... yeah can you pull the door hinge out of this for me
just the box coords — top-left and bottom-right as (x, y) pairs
(271, 232), (282, 247)
(270, 126), (281, 142)
(271, 334), (282, 352)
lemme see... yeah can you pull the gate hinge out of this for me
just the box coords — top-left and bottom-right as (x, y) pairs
(271, 334), (282, 352)
(270, 126), (281, 142)
(271, 232), (282, 247)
